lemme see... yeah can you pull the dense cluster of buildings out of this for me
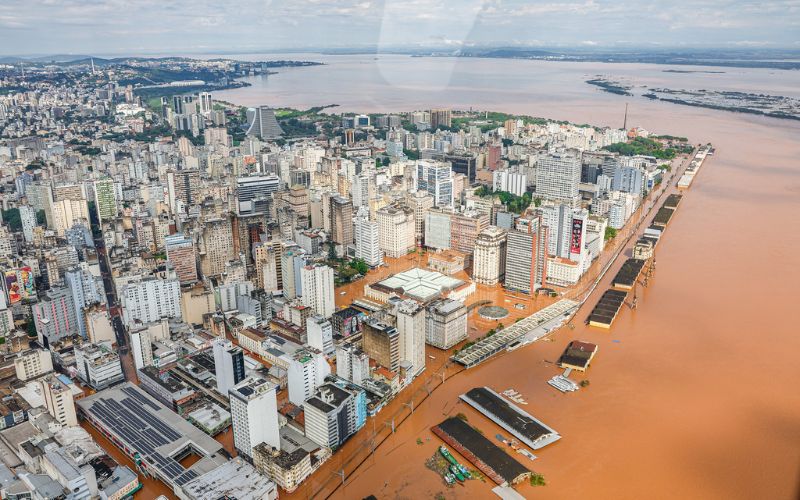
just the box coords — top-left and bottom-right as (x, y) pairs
(0, 58), (672, 497)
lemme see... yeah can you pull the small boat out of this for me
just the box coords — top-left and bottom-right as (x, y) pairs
(450, 464), (465, 481)
(444, 473), (455, 485)
(458, 464), (472, 479)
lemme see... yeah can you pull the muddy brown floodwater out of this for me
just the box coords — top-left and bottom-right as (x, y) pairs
(218, 55), (800, 499)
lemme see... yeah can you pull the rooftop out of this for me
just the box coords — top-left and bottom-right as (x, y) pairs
(373, 267), (466, 302)
(77, 383), (227, 489)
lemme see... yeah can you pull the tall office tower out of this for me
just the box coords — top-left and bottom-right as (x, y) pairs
(200, 216), (233, 278)
(329, 195), (353, 247)
(450, 210), (490, 256)
(307, 315), (334, 356)
(119, 275), (182, 325)
(535, 151), (582, 206)
(170, 169), (201, 207)
(376, 205), (415, 258)
(354, 210), (383, 268)
(430, 108), (452, 129)
(39, 375), (78, 427)
(425, 298), (467, 350)
(444, 153), (478, 183)
(537, 205), (589, 260)
(32, 287), (78, 348)
(362, 319), (400, 372)
(236, 174), (281, 213)
(492, 169), (527, 196)
(63, 265), (105, 338)
(472, 226), (508, 285)
(407, 191), (434, 245)
(335, 344), (370, 385)
(505, 217), (549, 294)
(416, 160), (453, 207)
(213, 338), (245, 397)
(300, 264), (335, 318)
(93, 178), (117, 223)
(395, 300), (426, 377)
(287, 347), (331, 406)
(19, 204), (37, 243)
(424, 210), (451, 250)
(246, 106), (284, 139)
(281, 245), (305, 299)
(165, 234), (198, 284)
(198, 91), (213, 115)
(230, 377), (280, 458)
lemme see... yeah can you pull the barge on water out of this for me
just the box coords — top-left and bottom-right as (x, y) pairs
(432, 417), (531, 486)
(459, 387), (561, 450)
(588, 289), (627, 328)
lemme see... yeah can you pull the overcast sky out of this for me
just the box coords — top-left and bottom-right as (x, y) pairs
(1, 0), (798, 56)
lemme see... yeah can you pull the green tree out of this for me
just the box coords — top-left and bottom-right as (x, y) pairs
(605, 227), (618, 240)
(1, 208), (21, 231)
(349, 258), (369, 276)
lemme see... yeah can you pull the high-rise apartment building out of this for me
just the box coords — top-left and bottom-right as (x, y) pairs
(119, 275), (182, 325)
(32, 287), (78, 347)
(198, 91), (213, 115)
(64, 264), (105, 339)
(165, 234), (198, 284)
(430, 108), (452, 129)
(200, 217), (233, 278)
(328, 195), (353, 247)
(304, 383), (365, 449)
(424, 210), (451, 250)
(93, 178), (117, 223)
(450, 210), (489, 257)
(353, 210), (383, 268)
(472, 226), (508, 285)
(230, 377), (280, 458)
(300, 264), (335, 318)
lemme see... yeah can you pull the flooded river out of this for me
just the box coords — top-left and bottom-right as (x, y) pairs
(214, 54), (800, 499)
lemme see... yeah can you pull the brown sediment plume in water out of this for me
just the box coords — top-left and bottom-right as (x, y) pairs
(219, 57), (800, 499)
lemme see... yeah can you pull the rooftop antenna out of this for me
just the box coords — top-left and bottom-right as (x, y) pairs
(623, 103), (628, 130)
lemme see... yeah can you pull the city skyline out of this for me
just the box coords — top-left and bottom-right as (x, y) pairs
(1, 0), (799, 56)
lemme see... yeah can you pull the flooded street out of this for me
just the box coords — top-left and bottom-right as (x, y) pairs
(216, 55), (800, 499)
